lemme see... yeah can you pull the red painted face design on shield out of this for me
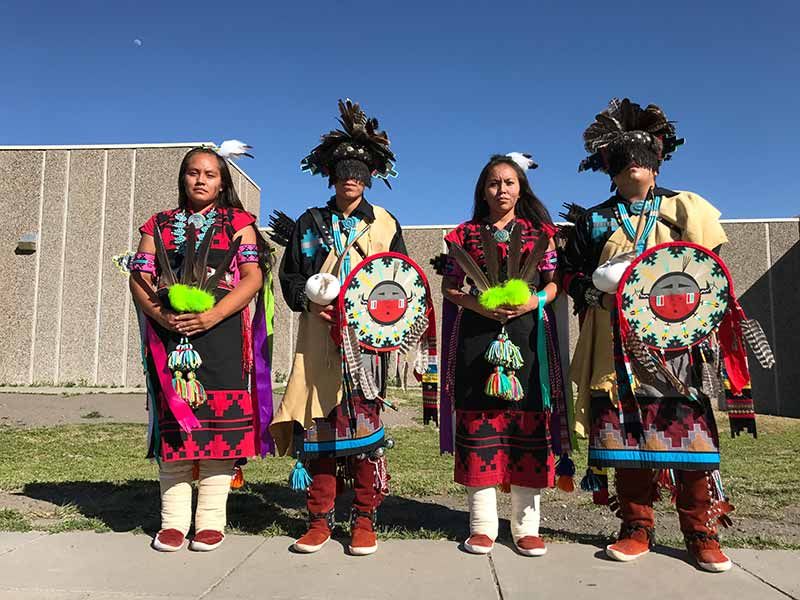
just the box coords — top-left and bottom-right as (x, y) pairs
(648, 272), (701, 323)
(367, 281), (408, 325)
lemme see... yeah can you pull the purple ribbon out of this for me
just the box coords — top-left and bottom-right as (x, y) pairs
(252, 291), (275, 456)
(439, 300), (460, 454)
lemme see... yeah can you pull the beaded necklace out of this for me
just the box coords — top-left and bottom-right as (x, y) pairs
(331, 213), (361, 281)
(615, 195), (661, 255)
(173, 208), (218, 254)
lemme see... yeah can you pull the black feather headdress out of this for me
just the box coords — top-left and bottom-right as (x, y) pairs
(579, 98), (684, 177)
(301, 98), (397, 188)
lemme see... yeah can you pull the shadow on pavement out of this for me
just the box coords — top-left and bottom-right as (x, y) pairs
(19, 481), (614, 546)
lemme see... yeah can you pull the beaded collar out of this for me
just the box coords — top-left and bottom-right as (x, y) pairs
(173, 208), (218, 254)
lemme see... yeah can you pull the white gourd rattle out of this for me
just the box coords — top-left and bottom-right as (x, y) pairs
(592, 251), (635, 294)
(304, 273), (341, 305)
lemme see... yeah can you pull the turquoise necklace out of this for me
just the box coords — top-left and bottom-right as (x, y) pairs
(616, 195), (661, 255)
(331, 213), (361, 282)
(173, 208), (217, 254)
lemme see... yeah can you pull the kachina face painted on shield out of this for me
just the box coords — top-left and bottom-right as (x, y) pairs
(366, 280), (408, 325)
(647, 272), (703, 323)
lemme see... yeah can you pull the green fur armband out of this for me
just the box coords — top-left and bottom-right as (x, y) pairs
(478, 279), (531, 310)
(168, 284), (216, 313)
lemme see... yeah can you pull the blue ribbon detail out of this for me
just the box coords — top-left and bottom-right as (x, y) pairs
(536, 290), (551, 411)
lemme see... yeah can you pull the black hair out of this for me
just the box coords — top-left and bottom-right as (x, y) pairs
(472, 155), (553, 227)
(330, 158), (372, 188)
(606, 141), (661, 178)
(178, 147), (273, 274)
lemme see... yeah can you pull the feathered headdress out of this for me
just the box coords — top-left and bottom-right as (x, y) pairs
(199, 139), (254, 161)
(579, 98), (684, 176)
(505, 152), (538, 172)
(301, 99), (397, 188)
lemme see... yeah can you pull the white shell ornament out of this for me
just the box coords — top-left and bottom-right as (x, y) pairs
(592, 251), (635, 293)
(304, 273), (341, 305)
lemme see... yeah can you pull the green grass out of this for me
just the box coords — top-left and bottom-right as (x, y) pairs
(0, 509), (31, 532)
(0, 411), (798, 546)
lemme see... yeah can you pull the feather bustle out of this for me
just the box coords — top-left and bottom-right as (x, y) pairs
(479, 227), (500, 286)
(193, 224), (216, 287)
(448, 242), (491, 292)
(204, 238), (241, 292)
(519, 231), (550, 283)
(507, 226), (522, 279)
(152, 226), (177, 287)
(267, 210), (296, 247)
(181, 225), (197, 285)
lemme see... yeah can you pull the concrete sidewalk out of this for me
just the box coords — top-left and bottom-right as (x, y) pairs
(0, 532), (797, 600)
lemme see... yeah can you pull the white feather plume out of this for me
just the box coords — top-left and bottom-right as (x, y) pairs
(215, 139), (254, 160)
(506, 152), (538, 171)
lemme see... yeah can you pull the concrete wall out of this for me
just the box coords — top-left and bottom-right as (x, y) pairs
(0, 144), (260, 387)
(269, 220), (800, 418)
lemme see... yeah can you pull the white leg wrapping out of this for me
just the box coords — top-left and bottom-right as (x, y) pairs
(467, 486), (498, 540)
(195, 459), (235, 533)
(510, 485), (541, 541)
(158, 460), (193, 535)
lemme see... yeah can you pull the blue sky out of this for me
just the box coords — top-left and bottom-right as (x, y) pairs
(1, 1), (797, 224)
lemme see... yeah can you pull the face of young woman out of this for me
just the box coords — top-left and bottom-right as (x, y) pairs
(484, 163), (520, 219)
(184, 153), (223, 209)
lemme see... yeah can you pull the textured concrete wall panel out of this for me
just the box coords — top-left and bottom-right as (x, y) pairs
(97, 150), (135, 385)
(0, 151), (43, 383)
(58, 150), (105, 383)
(721, 222), (769, 295)
(30, 151), (69, 383)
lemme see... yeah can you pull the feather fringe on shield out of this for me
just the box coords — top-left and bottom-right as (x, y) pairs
(399, 314), (429, 354)
(740, 319), (775, 369)
(342, 325), (380, 400)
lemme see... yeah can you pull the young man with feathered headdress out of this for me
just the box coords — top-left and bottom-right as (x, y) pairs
(269, 99), (406, 556)
(560, 98), (749, 572)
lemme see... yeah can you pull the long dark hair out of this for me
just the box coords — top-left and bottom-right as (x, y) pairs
(472, 155), (553, 227)
(178, 147), (273, 274)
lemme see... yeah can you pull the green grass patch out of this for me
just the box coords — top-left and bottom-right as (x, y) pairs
(0, 509), (32, 532)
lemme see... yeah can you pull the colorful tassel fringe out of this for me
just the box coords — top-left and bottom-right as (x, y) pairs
(483, 366), (507, 399)
(506, 371), (524, 401)
(484, 328), (523, 370)
(289, 459), (313, 491)
(580, 467), (609, 505)
(555, 453), (576, 493)
(484, 326), (525, 401)
(168, 337), (203, 371)
(167, 337), (206, 408)
(185, 371), (207, 408)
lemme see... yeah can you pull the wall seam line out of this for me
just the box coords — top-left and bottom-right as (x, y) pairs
(92, 151), (109, 385)
(53, 151), (71, 383)
(121, 149), (137, 385)
(28, 151), (47, 384)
